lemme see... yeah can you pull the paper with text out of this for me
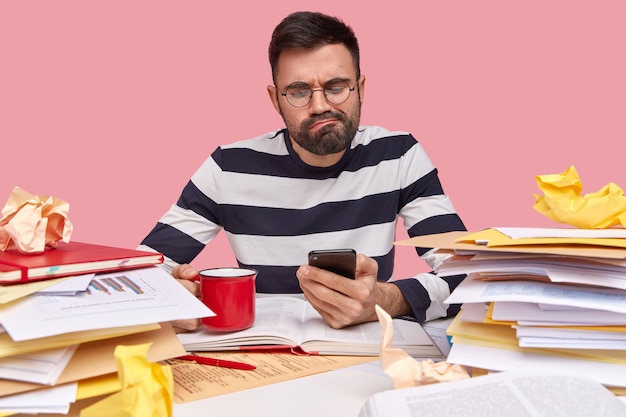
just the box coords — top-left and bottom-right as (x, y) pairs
(0, 266), (214, 341)
(445, 274), (626, 314)
(165, 351), (376, 403)
(358, 371), (626, 417)
(0, 344), (78, 385)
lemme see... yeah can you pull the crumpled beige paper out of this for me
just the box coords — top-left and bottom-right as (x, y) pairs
(80, 343), (174, 417)
(0, 186), (73, 253)
(533, 165), (626, 229)
(375, 305), (469, 389)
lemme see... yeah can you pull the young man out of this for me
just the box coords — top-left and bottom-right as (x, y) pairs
(140, 11), (466, 332)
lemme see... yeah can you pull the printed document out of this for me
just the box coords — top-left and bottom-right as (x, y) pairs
(358, 371), (626, 417)
(0, 266), (214, 341)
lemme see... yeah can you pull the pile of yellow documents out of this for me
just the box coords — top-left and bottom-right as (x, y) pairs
(396, 227), (626, 393)
(0, 266), (212, 415)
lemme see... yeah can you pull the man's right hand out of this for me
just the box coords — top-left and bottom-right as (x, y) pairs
(170, 263), (202, 333)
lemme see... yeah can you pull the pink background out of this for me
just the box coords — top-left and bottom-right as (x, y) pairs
(2, 1), (625, 279)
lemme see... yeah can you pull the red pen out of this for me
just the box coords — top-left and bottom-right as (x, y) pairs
(176, 354), (256, 371)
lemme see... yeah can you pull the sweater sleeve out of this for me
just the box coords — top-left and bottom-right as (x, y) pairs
(392, 272), (465, 322)
(394, 136), (467, 321)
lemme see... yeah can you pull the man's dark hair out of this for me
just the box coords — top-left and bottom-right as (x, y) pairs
(268, 11), (361, 82)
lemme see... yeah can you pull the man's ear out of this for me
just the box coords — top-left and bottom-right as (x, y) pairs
(357, 74), (366, 103)
(266, 85), (281, 113)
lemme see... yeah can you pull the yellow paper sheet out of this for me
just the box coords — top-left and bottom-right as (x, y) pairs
(447, 315), (626, 365)
(76, 373), (122, 400)
(482, 302), (516, 326)
(0, 276), (71, 304)
(79, 343), (174, 417)
(460, 228), (626, 249)
(395, 231), (626, 259)
(0, 323), (160, 359)
(534, 165), (626, 229)
(165, 351), (376, 403)
(0, 323), (183, 398)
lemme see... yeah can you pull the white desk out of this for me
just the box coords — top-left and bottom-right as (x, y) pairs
(173, 361), (393, 417)
(172, 316), (453, 416)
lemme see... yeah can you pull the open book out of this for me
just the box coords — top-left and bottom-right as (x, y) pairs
(177, 296), (443, 358)
(358, 371), (626, 417)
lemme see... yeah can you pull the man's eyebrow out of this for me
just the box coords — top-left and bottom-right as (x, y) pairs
(285, 77), (352, 89)
(325, 77), (352, 84)
(285, 81), (310, 89)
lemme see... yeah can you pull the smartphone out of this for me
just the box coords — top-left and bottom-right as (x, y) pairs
(308, 249), (356, 279)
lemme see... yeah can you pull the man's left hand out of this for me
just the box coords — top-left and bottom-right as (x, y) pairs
(296, 254), (410, 328)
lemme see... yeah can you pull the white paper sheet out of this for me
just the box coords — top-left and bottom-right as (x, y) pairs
(446, 342), (626, 387)
(0, 266), (214, 341)
(421, 317), (453, 356)
(37, 273), (94, 295)
(445, 274), (626, 314)
(0, 344), (78, 384)
(491, 301), (626, 325)
(513, 325), (626, 349)
(438, 257), (626, 290)
(518, 337), (626, 349)
(0, 382), (77, 414)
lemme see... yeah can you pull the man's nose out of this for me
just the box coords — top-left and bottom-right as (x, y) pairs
(308, 89), (332, 113)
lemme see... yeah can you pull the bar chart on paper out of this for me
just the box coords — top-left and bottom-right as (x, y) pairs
(30, 272), (165, 316)
(0, 267), (214, 342)
(86, 275), (146, 295)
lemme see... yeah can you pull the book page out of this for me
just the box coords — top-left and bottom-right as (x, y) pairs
(177, 296), (308, 350)
(299, 302), (380, 347)
(298, 303), (440, 357)
(251, 296), (306, 339)
(178, 296), (440, 357)
(359, 371), (626, 417)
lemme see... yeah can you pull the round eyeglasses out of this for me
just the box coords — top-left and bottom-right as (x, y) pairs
(276, 79), (356, 108)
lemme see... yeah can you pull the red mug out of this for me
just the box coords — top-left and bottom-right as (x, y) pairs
(198, 267), (257, 332)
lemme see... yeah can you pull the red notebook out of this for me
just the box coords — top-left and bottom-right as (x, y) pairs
(0, 242), (164, 284)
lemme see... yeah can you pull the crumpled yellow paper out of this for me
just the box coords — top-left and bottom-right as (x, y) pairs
(533, 165), (626, 229)
(0, 186), (73, 253)
(375, 305), (469, 389)
(80, 343), (174, 417)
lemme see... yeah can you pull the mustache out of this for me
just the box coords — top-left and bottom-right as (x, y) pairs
(301, 112), (347, 130)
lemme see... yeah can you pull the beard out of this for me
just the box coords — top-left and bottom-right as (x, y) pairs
(284, 107), (361, 156)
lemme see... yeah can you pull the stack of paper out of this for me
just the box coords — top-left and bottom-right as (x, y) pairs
(396, 227), (626, 392)
(358, 370), (626, 417)
(0, 265), (213, 414)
